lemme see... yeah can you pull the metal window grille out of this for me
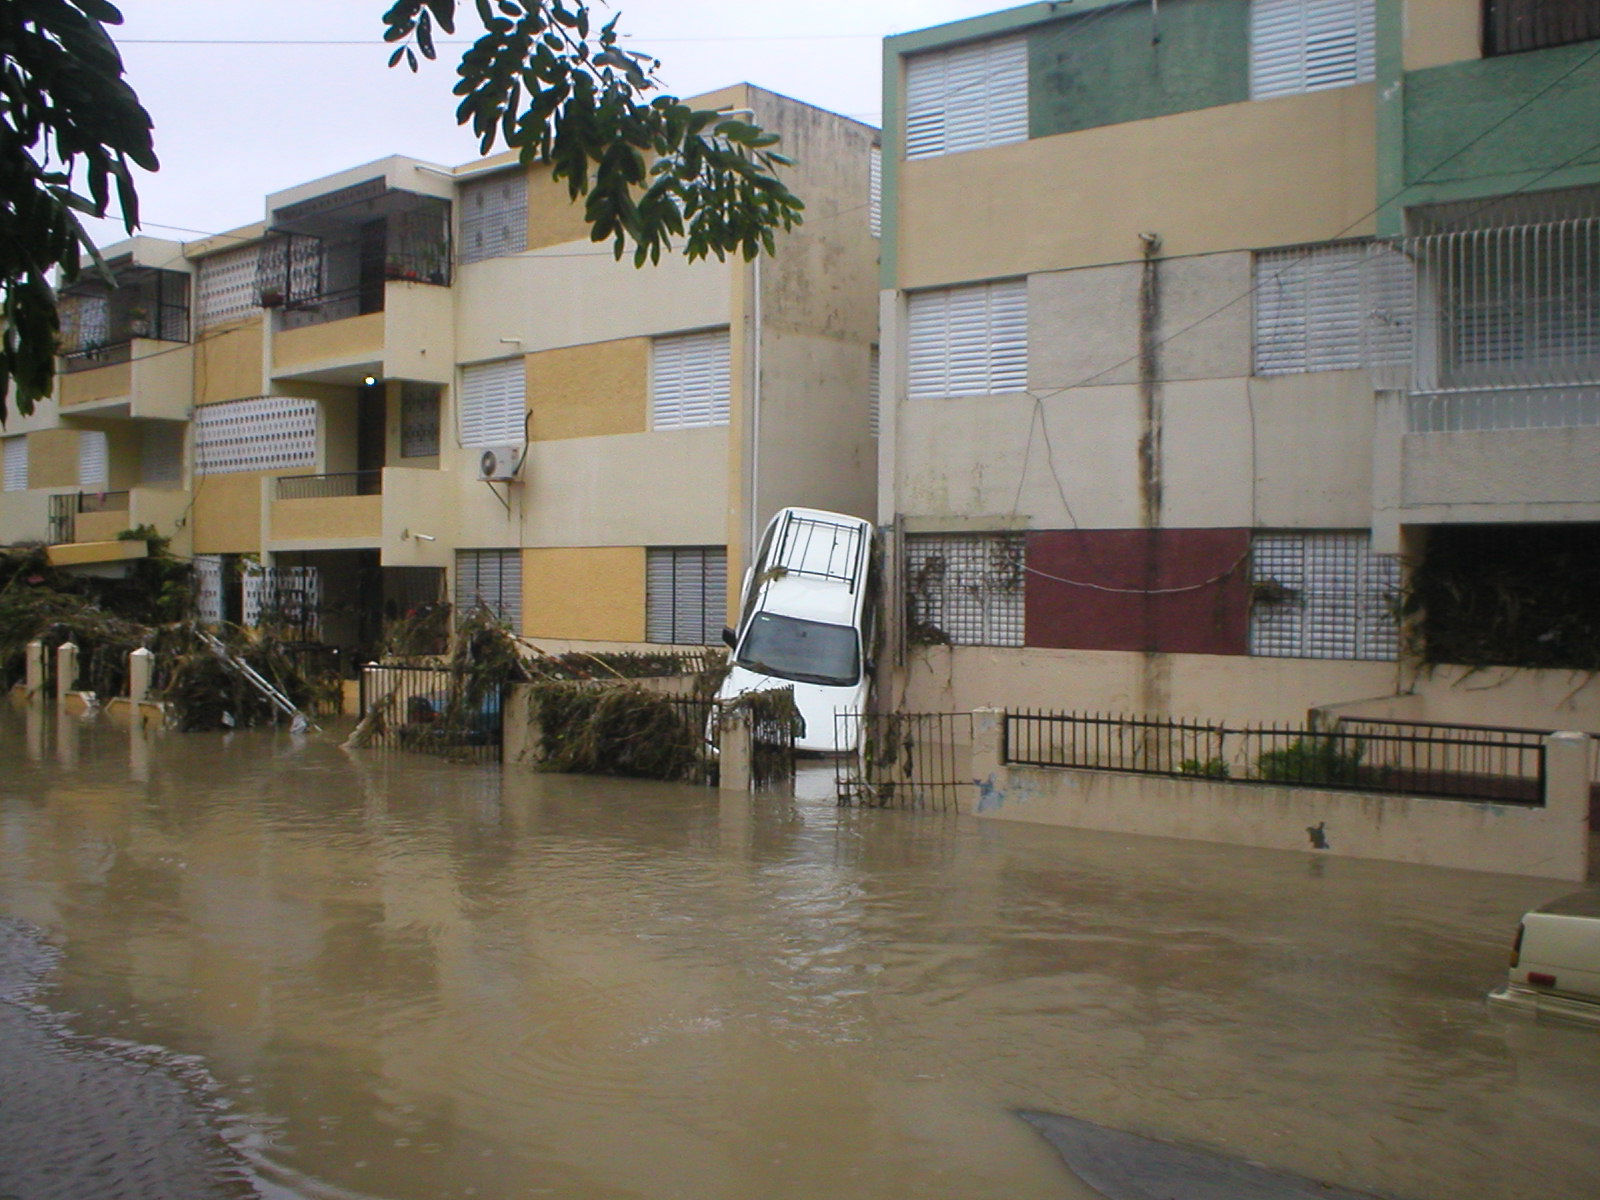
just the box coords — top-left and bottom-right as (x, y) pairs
(651, 330), (732, 429)
(1250, 0), (1376, 98)
(1407, 215), (1600, 431)
(459, 171), (528, 265)
(905, 533), (1026, 647)
(401, 383), (441, 458)
(455, 549), (522, 628)
(141, 423), (183, 485)
(1254, 240), (1412, 375)
(646, 547), (728, 645)
(1250, 531), (1399, 661)
(1484, 0), (1600, 55)
(78, 430), (108, 490)
(904, 34), (1028, 160)
(194, 396), (317, 475)
(243, 565), (321, 638)
(193, 555), (224, 626)
(906, 279), (1028, 399)
(459, 359), (526, 447)
(195, 244), (261, 330)
(4, 435), (29, 492)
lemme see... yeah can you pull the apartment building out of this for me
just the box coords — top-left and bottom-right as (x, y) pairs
(876, 0), (1600, 732)
(3, 85), (880, 661)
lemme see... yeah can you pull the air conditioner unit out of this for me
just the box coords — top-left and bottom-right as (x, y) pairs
(477, 445), (522, 482)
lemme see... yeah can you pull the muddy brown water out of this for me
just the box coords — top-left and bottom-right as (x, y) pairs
(1, 707), (1597, 1200)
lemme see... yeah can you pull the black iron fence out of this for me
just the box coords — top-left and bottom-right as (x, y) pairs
(276, 471), (382, 500)
(835, 711), (975, 810)
(1005, 710), (1547, 805)
(359, 663), (503, 762)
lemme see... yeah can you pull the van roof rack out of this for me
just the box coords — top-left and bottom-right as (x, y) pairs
(769, 510), (867, 592)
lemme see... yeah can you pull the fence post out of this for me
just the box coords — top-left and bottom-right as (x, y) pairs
(55, 642), (79, 708)
(128, 646), (154, 703)
(25, 639), (46, 696)
(719, 708), (754, 793)
(1544, 732), (1592, 881)
(971, 707), (1006, 814)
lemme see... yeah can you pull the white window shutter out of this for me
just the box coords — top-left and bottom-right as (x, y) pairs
(455, 549), (521, 627)
(905, 34), (1028, 160)
(651, 330), (731, 429)
(907, 279), (1028, 398)
(78, 430), (108, 490)
(1250, 0), (1374, 99)
(459, 359), (526, 447)
(868, 146), (883, 238)
(1254, 241), (1410, 375)
(3, 436), (28, 492)
(647, 547), (727, 644)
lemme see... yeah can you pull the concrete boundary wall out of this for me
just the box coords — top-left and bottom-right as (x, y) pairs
(969, 709), (1591, 881)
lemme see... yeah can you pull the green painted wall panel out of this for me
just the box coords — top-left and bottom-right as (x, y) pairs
(1403, 42), (1600, 192)
(1030, 0), (1250, 139)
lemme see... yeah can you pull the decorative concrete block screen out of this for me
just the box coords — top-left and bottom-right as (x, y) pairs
(195, 243), (262, 331)
(193, 396), (317, 475)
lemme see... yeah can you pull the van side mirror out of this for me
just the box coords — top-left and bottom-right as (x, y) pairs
(721, 626), (737, 648)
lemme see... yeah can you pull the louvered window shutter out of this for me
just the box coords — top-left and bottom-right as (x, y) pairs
(1250, 0), (1374, 99)
(907, 279), (1028, 398)
(1250, 532), (1398, 660)
(3, 436), (28, 492)
(905, 35), (1028, 160)
(142, 424), (183, 485)
(79, 431), (108, 490)
(868, 146), (883, 237)
(455, 550), (521, 627)
(1255, 242), (1410, 374)
(459, 359), (525, 446)
(646, 548), (726, 643)
(651, 330), (731, 429)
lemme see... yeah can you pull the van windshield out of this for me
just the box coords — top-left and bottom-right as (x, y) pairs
(736, 613), (860, 687)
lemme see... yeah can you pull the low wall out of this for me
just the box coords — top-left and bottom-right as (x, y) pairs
(969, 710), (1590, 881)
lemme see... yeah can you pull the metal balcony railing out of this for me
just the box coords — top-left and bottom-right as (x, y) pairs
(275, 471), (382, 500)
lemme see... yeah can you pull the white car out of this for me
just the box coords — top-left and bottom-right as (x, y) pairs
(717, 507), (877, 754)
(1488, 890), (1600, 1028)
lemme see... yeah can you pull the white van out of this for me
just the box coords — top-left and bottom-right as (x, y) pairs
(1487, 890), (1600, 1028)
(717, 507), (877, 754)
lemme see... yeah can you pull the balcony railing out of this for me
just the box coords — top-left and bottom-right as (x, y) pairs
(46, 491), (130, 543)
(275, 471), (382, 500)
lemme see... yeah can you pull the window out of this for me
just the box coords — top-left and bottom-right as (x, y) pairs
(1254, 241), (1411, 374)
(1249, 532), (1399, 661)
(651, 330), (731, 429)
(455, 549), (522, 627)
(459, 359), (526, 447)
(193, 397), (317, 475)
(904, 34), (1028, 160)
(868, 145), (883, 237)
(195, 244), (261, 331)
(78, 430), (108, 490)
(867, 345), (881, 439)
(142, 423), (183, 486)
(646, 547), (727, 644)
(1484, 0), (1600, 55)
(459, 171), (528, 265)
(906, 279), (1027, 399)
(1250, 0), (1376, 99)
(3, 436), (27, 492)
(905, 533), (1025, 646)
(401, 383), (441, 458)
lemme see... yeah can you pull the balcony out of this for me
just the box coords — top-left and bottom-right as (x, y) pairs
(265, 467), (453, 564)
(56, 265), (194, 419)
(42, 487), (191, 565)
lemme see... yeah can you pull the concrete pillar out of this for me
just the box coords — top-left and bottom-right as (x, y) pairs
(128, 647), (154, 703)
(24, 640), (45, 694)
(1544, 731), (1593, 881)
(55, 642), (78, 708)
(718, 710), (753, 793)
(970, 706), (1006, 814)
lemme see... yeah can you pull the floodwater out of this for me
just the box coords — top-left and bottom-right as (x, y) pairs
(1, 706), (1598, 1200)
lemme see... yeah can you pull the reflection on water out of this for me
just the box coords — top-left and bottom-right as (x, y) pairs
(1, 709), (1597, 1200)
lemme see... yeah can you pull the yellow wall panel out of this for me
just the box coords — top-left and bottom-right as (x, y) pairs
(192, 472), (264, 553)
(521, 546), (646, 642)
(270, 495), (382, 541)
(274, 312), (383, 371)
(525, 338), (649, 441)
(527, 169), (594, 252)
(196, 319), (264, 405)
(59, 361), (131, 408)
(29, 429), (79, 489)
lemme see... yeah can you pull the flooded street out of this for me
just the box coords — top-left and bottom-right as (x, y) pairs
(2, 707), (1597, 1200)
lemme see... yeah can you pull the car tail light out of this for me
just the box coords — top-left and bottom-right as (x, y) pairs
(1510, 922), (1525, 968)
(1528, 971), (1557, 989)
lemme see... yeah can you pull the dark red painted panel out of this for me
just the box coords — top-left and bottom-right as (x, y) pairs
(1024, 528), (1251, 655)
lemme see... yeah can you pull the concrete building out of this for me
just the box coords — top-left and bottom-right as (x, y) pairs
(2, 85), (880, 661)
(875, 0), (1600, 734)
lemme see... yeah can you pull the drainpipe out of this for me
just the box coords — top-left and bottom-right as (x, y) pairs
(1136, 232), (1169, 716)
(748, 254), (764, 560)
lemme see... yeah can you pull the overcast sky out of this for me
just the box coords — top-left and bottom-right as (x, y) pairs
(84, 0), (1007, 248)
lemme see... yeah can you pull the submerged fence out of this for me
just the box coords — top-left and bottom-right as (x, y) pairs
(359, 663), (503, 763)
(1004, 709), (1547, 805)
(834, 711), (974, 810)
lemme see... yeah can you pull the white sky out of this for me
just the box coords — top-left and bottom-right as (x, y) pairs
(84, 0), (1006, 247)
